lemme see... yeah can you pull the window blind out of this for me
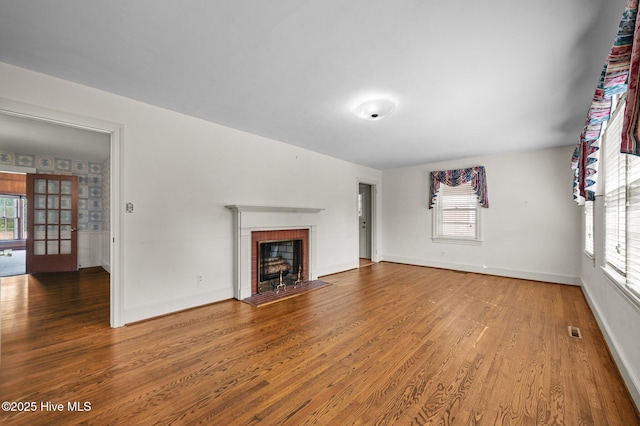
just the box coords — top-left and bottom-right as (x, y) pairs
(627, 153), (640, 298)
(436, 182), (478, 240)
(604, 100), (626, 275)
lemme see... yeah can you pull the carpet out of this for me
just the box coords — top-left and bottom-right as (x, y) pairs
(242, 280), (331, 307)
(0, 249), (26, 277)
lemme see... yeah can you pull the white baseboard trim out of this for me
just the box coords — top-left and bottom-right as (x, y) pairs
(581, 281), (640, 410)
(123, 289), (234, 325)
(317, 260), (359, 278)
(381, 255), (581, 286)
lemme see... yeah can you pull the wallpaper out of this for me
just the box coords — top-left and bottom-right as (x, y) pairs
(0, 150), (109, 232)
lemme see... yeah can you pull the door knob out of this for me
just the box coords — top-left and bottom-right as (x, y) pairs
(71, 227), (78, 232)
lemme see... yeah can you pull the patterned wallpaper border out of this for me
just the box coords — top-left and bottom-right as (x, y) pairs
(0, 150), (109, 232)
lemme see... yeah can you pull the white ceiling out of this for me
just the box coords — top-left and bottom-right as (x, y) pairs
(0, 113), (110, 162)
(0, 0), (628, 169)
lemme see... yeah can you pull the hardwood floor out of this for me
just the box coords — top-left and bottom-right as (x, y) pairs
(359, 258), (374, 267)
(1, 263), (638, 425)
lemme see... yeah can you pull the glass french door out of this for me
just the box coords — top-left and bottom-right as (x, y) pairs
(26, 174), (78, 273)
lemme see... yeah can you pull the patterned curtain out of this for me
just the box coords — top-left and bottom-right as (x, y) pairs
(429, 166), (488, 209)
(572, 0), (638, 204)
(622, 0), (640, 156)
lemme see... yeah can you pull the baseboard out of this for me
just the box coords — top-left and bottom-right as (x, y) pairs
(381, 255), (581, 286)
(123, 289), (234, 325)
(316, 260), (359, 278)
(581, 281), (640, 411)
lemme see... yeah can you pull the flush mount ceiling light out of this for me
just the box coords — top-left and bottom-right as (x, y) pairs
(352, 98), (396, 121)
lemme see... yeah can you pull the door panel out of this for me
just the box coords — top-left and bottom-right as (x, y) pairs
(26, 174), (78, 273)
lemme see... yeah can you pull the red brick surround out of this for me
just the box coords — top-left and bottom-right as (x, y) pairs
(251, 229), (309, 294)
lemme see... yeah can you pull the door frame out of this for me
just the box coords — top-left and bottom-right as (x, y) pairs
(358, 183), (372, 259)
(356, 178), (379, 264)
(0, 97), (125, 327)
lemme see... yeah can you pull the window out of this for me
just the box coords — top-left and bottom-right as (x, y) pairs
(584, 200), (594, 257)
(601, 96), (640, 304)
(626, 151), (640, 299)
(0, 195), (27, 242)
(433, 181), (480, 242)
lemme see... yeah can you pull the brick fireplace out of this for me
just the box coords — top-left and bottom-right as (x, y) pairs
(252, 229), (309, 294)
(226, 205), (323, 300)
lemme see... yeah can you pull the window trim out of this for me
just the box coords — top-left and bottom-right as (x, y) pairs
(584, 200), (595, 259)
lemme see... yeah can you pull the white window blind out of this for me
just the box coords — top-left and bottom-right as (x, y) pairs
(434, 182), (479, 241)
(627, 153), (640, 298)
(603, 100), (626, 275)
(584, 200), (594, 257)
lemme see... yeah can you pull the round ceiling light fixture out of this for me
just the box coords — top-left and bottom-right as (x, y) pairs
(352, 98), (396, 121)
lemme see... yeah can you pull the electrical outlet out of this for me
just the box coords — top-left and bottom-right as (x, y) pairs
(197, 275), (204, 285)
(126, 202), (134, 213)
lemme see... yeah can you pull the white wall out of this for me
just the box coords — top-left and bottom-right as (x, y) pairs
(381, 146), (582, 284)
(0, 62), (381, 323)
(580, 198), (640, 408)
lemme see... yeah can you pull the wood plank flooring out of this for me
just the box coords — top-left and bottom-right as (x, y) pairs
(1, 263), (638, 425)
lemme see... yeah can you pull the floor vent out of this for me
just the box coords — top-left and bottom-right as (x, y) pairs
(568, 326), (582, 339)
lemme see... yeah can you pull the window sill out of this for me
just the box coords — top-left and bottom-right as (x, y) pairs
(432, 237), (482, 246)
(601, 266), (640, 314)
(583, 251), (595, 266)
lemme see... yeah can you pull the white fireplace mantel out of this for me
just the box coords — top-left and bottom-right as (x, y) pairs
(226, 205), (324, 214)
(226, 205), (324, 300)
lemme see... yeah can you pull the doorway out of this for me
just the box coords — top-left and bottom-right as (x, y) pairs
(0, 97), (124, 327)
(359, 183), (373, 264)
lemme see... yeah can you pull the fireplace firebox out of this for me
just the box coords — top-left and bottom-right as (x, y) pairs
(251, 228), (309, 294)
(258, 239), (303, 293)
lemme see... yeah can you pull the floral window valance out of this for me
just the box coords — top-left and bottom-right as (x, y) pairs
(572, 0), (639, 204)
(429, 166), (489, 209)
(622, 0), (640, 157)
